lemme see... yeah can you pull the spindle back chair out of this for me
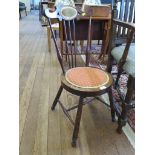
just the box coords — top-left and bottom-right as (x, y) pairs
(106, 0), (135, 133)
(113, 0), (135, 45)
(45, 7), (115, 147)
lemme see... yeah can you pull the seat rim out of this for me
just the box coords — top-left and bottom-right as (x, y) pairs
(61, 67), (113, 97)
(65, 67), (110, 89)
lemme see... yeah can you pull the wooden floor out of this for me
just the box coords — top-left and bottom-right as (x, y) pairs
(19, 11), (134, 155)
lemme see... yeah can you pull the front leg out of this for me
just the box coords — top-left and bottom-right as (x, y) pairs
(117, 75), (134, 133)
(51, 85), (63, 110)
(71, 96), (84, 147)
(108, 87), (116, 122)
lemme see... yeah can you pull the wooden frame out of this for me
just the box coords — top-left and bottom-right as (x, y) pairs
(19, 2), (27, 19)
(107, 0), (135, 133)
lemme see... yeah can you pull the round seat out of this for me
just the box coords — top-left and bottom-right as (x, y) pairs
(65, 67), (110, 89)
(61, 67), (113, 97)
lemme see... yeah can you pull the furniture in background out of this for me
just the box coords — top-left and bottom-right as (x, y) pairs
(46, 3), (112, 63)
(47, 22), (59, 52)
(39, 1), (81, 52)
(106, 0), (135, 133)
(45, 7), (115, 147)
(60, 5), (111, 56)
(39, 0), (83, 25)
(100, 0), (113, 3)
(39, 1), (49, 25)
(46, 5), (60, 52)
(19, 2), (27, 19)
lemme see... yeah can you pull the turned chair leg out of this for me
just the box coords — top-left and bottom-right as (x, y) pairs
(51, 86), (63, 110)
(72, 96), (84, 147)
(108, 87), (116, 122)
(117, 75), (134, 133)
(117, 103), (127, 134)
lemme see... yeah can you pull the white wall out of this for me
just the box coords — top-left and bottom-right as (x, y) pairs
(20, 0), (31, 11)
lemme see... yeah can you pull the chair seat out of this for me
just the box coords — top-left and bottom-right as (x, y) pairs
(65, 67), (109, 88)
(111, 43), (135, 77)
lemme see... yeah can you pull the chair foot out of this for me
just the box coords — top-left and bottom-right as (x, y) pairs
(51, 106), (55, 111)
(117, 126), (123, 134)
(51, 86), (63, 110)
(72, 97), (84, 147)
(71, 140), (76, 147)
(117, 116), (127, 134)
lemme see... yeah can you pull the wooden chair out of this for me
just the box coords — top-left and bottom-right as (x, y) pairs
(39, 2), (59, 52)
(47, 22), (59, 52)
(45, 7), (115, 147)
(19, 2), (27, 19)
(106, 0), (135, 133)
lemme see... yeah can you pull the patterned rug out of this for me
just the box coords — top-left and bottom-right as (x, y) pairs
(89, 54), (135, 132)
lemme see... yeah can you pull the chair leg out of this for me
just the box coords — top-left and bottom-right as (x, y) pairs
(19, 11), (21, 19)
(72, 96), (84, 147)
(25, 9), (27, 16)
(106, 55), (113, 73)
(115, 67), (123, 88)
(117, 75), (134, 133)
(117, 103), (127, 134)
(98, 40), (100, 45)
(80, 40), (84, 50)
(51, 86), (63, 110)
(47, 26), (51, 52)
(108, 87), (116, 122)
(54, 30), (57, 39)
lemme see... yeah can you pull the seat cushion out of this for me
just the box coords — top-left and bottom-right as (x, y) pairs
(65, 67), (109, 88)
(111, 43), (135, 77)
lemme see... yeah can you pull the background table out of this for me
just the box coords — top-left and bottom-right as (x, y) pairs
(45, 2), (111, 59)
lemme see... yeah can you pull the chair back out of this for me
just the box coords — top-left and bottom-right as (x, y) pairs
(113, 0), (135, 45)
(45, 7), (92, 74)
(19, 2), (25, 7)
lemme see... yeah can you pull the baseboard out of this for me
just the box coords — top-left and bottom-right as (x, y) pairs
(100, 94), (135, 149)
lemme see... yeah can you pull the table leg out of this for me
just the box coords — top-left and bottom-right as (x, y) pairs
(99, 20), (111, 62)
(47, 26), (51, 52)
(59, 22), (63, 56)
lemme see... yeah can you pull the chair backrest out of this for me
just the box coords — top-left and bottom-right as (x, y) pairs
(106, 0), (135, 66)
(19, 2), (25, 7)
(45, 7), (92, 74)
(112, 0), (135, 45)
